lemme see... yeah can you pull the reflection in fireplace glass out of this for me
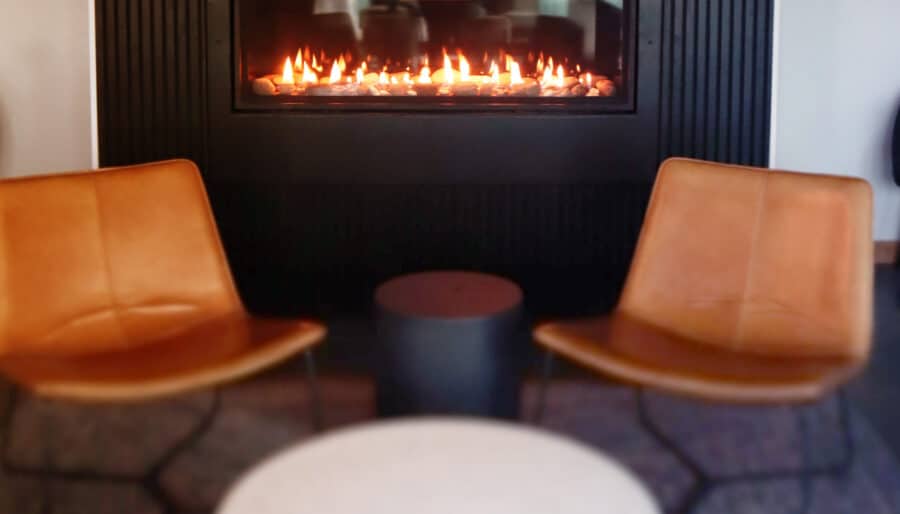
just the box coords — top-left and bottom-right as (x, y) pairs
(237, 0), (630, 106)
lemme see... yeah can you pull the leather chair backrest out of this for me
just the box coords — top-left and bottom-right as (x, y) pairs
(619, 158), (873, 360)
(0, 160), (242, 357)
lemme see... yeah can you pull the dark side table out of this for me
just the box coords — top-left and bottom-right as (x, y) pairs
(374, 271), (524, 419)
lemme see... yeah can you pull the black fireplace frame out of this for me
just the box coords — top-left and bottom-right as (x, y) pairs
(206, 0), (662, 184)
(231, 0), (638, 113)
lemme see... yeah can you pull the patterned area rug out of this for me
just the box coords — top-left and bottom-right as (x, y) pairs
(1, 374), (898, 514)
(532, 381), (900, 514)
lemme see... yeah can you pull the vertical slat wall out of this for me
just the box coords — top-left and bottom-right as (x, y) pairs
(96, 0), (774, 171)
(658, 0), (774, 166)
(95, 0), (208, 169)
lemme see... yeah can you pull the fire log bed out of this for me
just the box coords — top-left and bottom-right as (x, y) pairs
(251, 50), (617, 99)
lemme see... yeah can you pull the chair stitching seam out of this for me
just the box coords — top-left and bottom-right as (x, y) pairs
(732, 170), (770, 350)
(90, 174), (131, 348)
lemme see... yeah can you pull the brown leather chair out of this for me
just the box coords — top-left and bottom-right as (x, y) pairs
(0, 159), (327, 402)
(533, 158), (873, 511)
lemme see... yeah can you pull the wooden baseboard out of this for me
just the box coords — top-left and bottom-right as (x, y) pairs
(875, 241), (899, 264)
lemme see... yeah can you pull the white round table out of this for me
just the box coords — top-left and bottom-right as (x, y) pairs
(217, 419), (660, 514)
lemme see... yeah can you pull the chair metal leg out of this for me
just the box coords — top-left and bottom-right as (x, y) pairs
(146, 388), (222, 514)
(533, 350), (555, 425)
(635, 387), (855, 514)
(304, 348), (325, 432)
(635, 388), (710, 514)
(1, 384), (20, 475)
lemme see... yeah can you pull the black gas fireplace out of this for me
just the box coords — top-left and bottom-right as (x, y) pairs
(235, 0), (633, 111)
(95, 0), (775, 315)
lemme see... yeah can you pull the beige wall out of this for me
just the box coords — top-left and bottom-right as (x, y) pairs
(0, 0), (95, 178)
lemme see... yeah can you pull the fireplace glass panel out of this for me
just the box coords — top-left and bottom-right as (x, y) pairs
(236, 0), (632, 109)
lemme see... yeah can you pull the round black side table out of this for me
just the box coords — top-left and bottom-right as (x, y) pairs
(374, 271), (524, 419)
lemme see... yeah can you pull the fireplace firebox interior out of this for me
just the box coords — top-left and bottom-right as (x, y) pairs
(236, 0), (632, 109)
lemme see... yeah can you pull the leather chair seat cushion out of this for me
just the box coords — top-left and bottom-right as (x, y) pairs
(534, 314), (859, 403)
(0, 314), (326, 402)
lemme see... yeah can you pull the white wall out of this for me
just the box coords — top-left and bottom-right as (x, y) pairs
(771, 0), (900, 241)
(0, 1), (96, 178)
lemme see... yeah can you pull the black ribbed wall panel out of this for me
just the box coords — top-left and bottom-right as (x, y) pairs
(96, 0), (208, 169)
(206, 182), (648, 315)
(658, 0), (773, 165)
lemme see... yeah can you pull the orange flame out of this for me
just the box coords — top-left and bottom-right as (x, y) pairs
(281, 57), (295, 85)
(295, 49), (304, 71)
(301, 59), (318, 84)
(271, 48), (593, 96)
(418, 66), (432, 84)
(458, 51), (470, 82)
(541, 65), (552, 85)
(329, 60), (342, 84)
(509, 60), (523, 85)
(442, 51), (454, 85)
(302, 69), (318, 84)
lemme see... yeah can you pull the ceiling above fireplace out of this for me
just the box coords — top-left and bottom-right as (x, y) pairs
(235, 0), (634, 112)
